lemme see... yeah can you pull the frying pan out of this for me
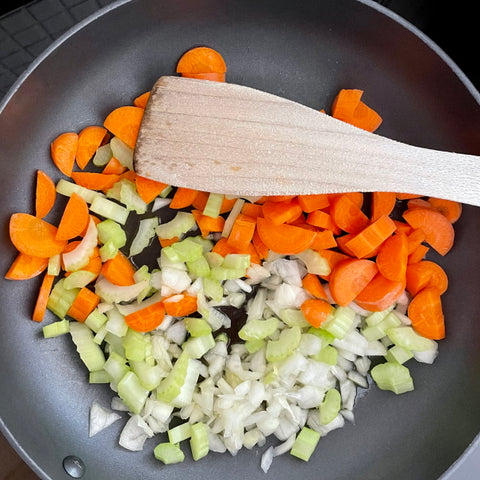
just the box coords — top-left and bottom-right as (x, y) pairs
(1, 1), (479, 479)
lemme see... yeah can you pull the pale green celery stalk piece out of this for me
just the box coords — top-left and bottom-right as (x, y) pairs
(245, 339), (265, 354)
(47, 254), (61, 276)
(290, 427), (321, 462)
(172, 359), (201, 408)
(159, 185), (173, 198)
(202, 192), (224, 218)
(184, 317), (212, 337)
(117, 371), (149, 414)
(130, 217), (158, 257)
(378, 312), (402, 331)
(204, 251), (224, 268)
(42, 319), (70, 338)
(99, 240), (118, 262)
(238, 317), (279, 341)
(222, 253), (251, 271)
(97, 219), (127, 248)
(188, 236), (214, 253)
(84, 309), (108, 333)
(161, 245), (183, 263)
(62, 219), (98, 272)
(92, 143), (112, 167)
(63, 270), (96, 290)
(190, 423), (209, 461)
(187, 256), (211, 278)
(361, 324), (386, 342)
(105, 308), (128, 337)
(210, 266), (246, 281)
(202, 277), (223, 302)
(89, 370), (110, 384)
(123, 329), (148, 362)
(227, 292), (246, 308)
(47, 279), (80, 319)
(132, 265), (152, 303)
(103, 351), (129, 385)
(385, 345), (414, 364)
(105, 179), (123, 202)
(319, 388), (341, 425)
(69, 321), (106, 372)
(110, 136), (133, 170)
(168, 422), (192, 444)
(155, 212), (196, 240)
(104, 332), (126, 357)
(157, 352), (190, 403)
(365, 309), (392, 327)
(321, 306), (355, 339)
(371, 362), (414, 394)
(120, 180), (147, 214)
(93, 326), (108, 345)
(172, 237), (204, 262)
(56, 179), (105, 204)
(131, 361), (165, 391)
(279, 309), (311, 328)
(183, 333), (215, 359)
(386, 326), (436, 352)
(311, 345), (337, 365)
(154, 443), (185, 464)
(266, 326), (301, 362)
(215, 333), (228, 343)
(307, 326), (335, 346)
(90, 196), (129, 225)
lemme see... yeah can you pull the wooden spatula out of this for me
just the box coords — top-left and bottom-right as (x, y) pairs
(134, 76), (480, 206)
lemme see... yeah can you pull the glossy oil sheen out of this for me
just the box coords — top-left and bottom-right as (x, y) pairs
(0, 1), (479, 479)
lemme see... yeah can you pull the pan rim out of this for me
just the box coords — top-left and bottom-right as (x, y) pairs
(0, 0), (479, 479)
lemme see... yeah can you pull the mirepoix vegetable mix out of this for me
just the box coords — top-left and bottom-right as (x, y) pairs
(5, 46), (461, 471)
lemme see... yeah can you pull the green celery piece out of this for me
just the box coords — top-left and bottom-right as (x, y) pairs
(321, 306), (354, 339)
(63, 270), (96, 290)
(203, 193), (224, 218)
(204, 252), (224, 268)
(190, 423), (209, 461)
(120, 180), (147, 214)
(155, 212), (195, 239)
(238, 317), (279, 341)
(123, 328), (148, 362)
(189, 235), (214, 253)
(168, 422), (192, 444)
(131, 361), (165, 391)
(69, 321), (106, 372)
(290, 427), (321, 462)
(279, 309), (311, 328)
(210, 266), (246, 281)
(183, 333), (215, 359)
(88, 370), (110, 384)
(187, 256), (211, 278)
(266, 326), (301, 362)
(157, 352), (190, 403)
(365, 309), (392, 327)
(84, 309), (108, 333)
(307, 327), (335, 346)
(245, 339), (265, 354)
(311, 345), (338, 365)
(47, 279), (79, 319)
(319, 388), (341, 425)
(184, 317), (212, 337)
(385, 345), (414, 364)
(371, 362), (414, 394)
(172, 237), (204, 262)
(99, 239), (118, 262)
(103, 351), (130, 385)
(56, 179), (104, 204)
(386, 326), (436, 352)
(96, 219), (127, 248)
(117, 371), (149, 414)
(154, 443), (185, 464)
(130, 217), (158, 257)
(222, 253), (251, 271)
(90, 196), (129, 225)
(42, 319), (70, 338)
(202, 277), (224, 302)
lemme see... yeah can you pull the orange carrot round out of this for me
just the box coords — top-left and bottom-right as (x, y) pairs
(300, 298), (333, 328)
(35, 170), (56, 219)
(169, 187), (200, 209)
(67, 287), (100, 322)
(50, 132), (78, 177)
(176, 47), (227, 74)
(103, 106), (144, 149)
(135, 175), (169, 204)
(427, 197), (462, 224)
(76, 125), (107, 170)
(5, 253), (48, 280)
(355, 273), (405, 312)
(371, 191), (396, 222)
(56, 193), (90, 242)
(375, 232), (408, 283)
(133, 91), (151, 108)
(32, 274), (55, 322)
(9, 213), (67, 258)
(163, 295), (198, 317)
(330, 194), (370, 234)
(101, 251), (136, 286)
(408, 287), (445, 340)
(71, 171), (121, 191)
(302, 273), (328, 301)
(125, 302), (165, 332)
(405, 260), (448, 296)
(262, 198), (303, 226)
(329, 258), (378, 306)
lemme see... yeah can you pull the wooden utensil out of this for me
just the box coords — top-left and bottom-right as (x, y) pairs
(134, 76), (480, 206)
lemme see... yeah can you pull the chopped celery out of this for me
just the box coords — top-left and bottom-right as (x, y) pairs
(311, 345), (338, 365)
(266, 326), (301, 362)
(84, 309), (108, 333)
(131, 361), (165, 391)
(187, 256), (211, 278)
(386, 326), (437, 352)
(117, 371), (150, 414)
(168, 422), (192, 443)
(104, 332), (126, 357)
(202, 277), (223, 302)
(42, 319), (70, 338)
(95, 276), (149, 304)
(365, 309), (392, 327)
(371, 362), (414, 394)
(56, 179), (104, 204)
(130, 217), (158, 256)
(63, 218), (98, 272)
(210, 266), (246, 281)
(385, 345), (414, 364)
(279, 308), (311, 328)
(110, 136), (133, 169)
(90, 196), (129, 225)
(245, 339), (265, 354)
(361, 324), (386, 342)
(183, 333), (215, 359)
(155, 212), (195, 240)
(97, 219), (127, 248)
(103, 351), (129, 385)
(154, 442), (185, 464)
(290, 427), (321, 462)
(47, 279), (79, 319)
(172, 359), (201, 407)
(105, 308), (128, 337)
(222, 254), (250, 271)
(99, 240), (118, 262)
(120, 180), (147, 214)
(70, 322), (106, 372)
(321, 306), (354, 339)
(123, 328), (148, 362)
(189, 235), (214, 253)
(159, 185), (173, 198)
(47, 254), (61, 276)
(171, 237), (204, 262)
(89, 370), (110, 384)
(63, 270), (96, 290)
(92, 143), (112, 167)
(184, 317), (212, 337)
(190, 423), (209, 461)
(203, 193), (224, 218)
(157, 352), (190, 403)
(93, 326), (108, 345)
(133, 265), (152, 303)
(307, 327), (335, 346)
(204, 251), (224, 268)
(319, 388), (341, 425)
(238, 317), (279, 341)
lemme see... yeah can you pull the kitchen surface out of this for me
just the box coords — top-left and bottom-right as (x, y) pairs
(0, 0), (478, 479)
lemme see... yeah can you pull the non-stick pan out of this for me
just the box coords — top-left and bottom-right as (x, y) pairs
(1, 1), (479, 479)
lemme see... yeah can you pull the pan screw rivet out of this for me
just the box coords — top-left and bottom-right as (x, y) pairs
(63, 455), (86, 478)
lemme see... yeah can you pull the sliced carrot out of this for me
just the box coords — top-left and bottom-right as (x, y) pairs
(300, 298), (333, 328)
(252, 230), (269, 260)
(219, 197), (238, 214)
(181, 72), (226, 82)
(329, 258), (378, 307)
(5, 253), (48, 280)
(317, 249), (350, 281)
(396, 193), (422, 200)
(403, 207), (454, 256)
(212, 237), (237, 257)
(191, 191), (210, 211)
(376, 232), (408, 283)
(256, 217), (316, 255)
(67, 287), (100, 322)
(71, 171), (121, 191)
(262, 198), (303, 226)
(328, 192), (364, 209)
(408, 244), (429, 264)
(64, 247), (102, 281)
(102, 157), (128, 175)
(170, 187), (199, 209)
(192, 209), (225, 237)
(227, 215), (256, 251)
(427, 197), (463, 224)
(133, 91), (150, 108)
(302, 273), (328, 300)
(406, 228), (426, 255)
(101, 251), (136, 286)
(135, 175), (169, 204)
(125, 301), (165, 332)
(350, 101), (383, 132)
(405, 260), (448, 296)
(344, 215), (397, 259)
(355, 273), (405, 312)
(330, 194), (370, 234)
(163, 294), (198, 317)
(407, 198), (432, 210)
(50, 132), (78, 177)
(35, 170), (56, 219)
(9, 213), (67, 258)
(336, 233), (357, 257)
(76, 125), (107, 170)
(371, 192), (396, 222)
(159, 236), (179, 248)
(103, 105), (144, 149)
(306, 210), (341, 235)
(392, 220), (413, 235)
(32, 273), (55, 322)
(408, 287), (445, 340)
(241, 203), (263, 218)
(297, 194), (330, 213)
(177, 46), (227, 74)
(310, 229), (337, 251)
(266, 195), (297, 203)
(56, 193), (89, 241)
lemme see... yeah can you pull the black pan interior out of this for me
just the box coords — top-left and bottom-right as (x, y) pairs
(0, 1), (479, 479)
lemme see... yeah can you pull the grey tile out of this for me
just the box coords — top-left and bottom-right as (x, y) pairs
(26, 37), (53, 57)
(28, 0), (65, 22)
(0, 9), (36, 34)
(2, 49), (33, 69)
(13, 23), (49, 47)
(60, 0), (88, 7)
(43, 11), (75, 35)
(0, 35), (20, 57)
(12, 62), (32, 76)
(0, 71), (17, 90)
(70, 0), (101, 21)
